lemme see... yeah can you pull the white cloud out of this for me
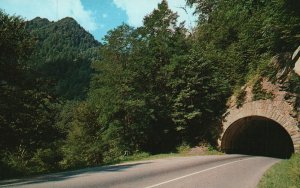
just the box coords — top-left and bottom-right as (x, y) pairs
(112, 0), (197, 28)
(0, 0), (97, 32)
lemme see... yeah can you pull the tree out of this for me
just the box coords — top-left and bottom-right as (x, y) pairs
(186, 0), (218, 22)
(0, 10), (60, 178)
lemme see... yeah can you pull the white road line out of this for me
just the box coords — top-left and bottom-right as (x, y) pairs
(143, 157), (257, 188)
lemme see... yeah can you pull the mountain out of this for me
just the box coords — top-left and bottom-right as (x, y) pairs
(26, 17), (101, 100)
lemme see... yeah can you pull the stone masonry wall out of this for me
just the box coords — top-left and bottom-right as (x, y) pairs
(220, 46), (300, 153)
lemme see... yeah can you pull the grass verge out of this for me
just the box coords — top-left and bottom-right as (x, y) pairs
(107, 144), (223, 165)
(258, 154), (300, 188)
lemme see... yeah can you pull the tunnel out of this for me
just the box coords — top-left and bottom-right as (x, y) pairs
(221, 116), (294, 158)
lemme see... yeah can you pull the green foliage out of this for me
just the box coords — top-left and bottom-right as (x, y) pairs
(176, 143), (191, 153)
(253, 79), (274, 101)
(285, 72), (300, 116)
(0, 146), (62, 179)
(168, 51), (230, 144)
(89, 2), (184, 155)
(259, 154), (300, 188)
(2, 0), (300, 180)
(186, 0), (218, 22)
(191, 0), (300, 87)
(26, 17), (101, 100)
(60, 102), (103, 169)
(26, 17), (100, 60)
(113, 152), (151, 164)
(0, 10), (63, 178)
(287, 72), (300, 94)
(236, 88), (247, 108)
(64, 1), (231, 163)
(29, 148), (62, 173)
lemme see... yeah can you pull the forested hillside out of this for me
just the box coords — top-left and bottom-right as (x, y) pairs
(0, 13), (100, 178)
(26, 17), (101, 100)
(1, 0), (299, 179)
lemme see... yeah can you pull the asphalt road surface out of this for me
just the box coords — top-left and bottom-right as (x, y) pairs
(0, 154), (280, 188)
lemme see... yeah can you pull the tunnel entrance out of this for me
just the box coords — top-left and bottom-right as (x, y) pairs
(221, 116), (294, 158)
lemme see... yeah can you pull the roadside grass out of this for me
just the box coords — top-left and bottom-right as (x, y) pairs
(258, 154), (300, 188)
(107, 144), (223, 165)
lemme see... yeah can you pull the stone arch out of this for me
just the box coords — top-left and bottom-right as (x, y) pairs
(219, 100), (300, 154)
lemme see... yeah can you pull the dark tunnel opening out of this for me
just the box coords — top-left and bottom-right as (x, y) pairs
(221, 116), (294, 159)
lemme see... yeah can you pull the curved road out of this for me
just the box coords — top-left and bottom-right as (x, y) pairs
(0, 155), (279, 188)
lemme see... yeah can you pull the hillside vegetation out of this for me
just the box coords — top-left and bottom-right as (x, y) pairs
(26, 17), (101, 100)
(0, 0), (299, 179)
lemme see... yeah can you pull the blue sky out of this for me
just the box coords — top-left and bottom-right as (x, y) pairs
(0, 0), (197, 41)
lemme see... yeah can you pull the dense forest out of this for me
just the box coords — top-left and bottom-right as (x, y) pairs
(0, 0), (299, 179)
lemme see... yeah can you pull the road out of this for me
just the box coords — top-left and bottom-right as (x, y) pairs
(0, 154), (279, 188)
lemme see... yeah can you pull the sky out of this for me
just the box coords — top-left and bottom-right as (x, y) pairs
(0, 0), (197, 41)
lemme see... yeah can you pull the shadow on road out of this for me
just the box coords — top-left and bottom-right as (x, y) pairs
(0, 161), (152, 187)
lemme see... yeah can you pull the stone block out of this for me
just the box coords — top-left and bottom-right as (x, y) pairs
(290, 129), (299, 136)
(291, 134), (300, 140)
(271, 112), (279, 121)
(292, 137), (300, 142)
(277, 115), (286, 125)
(294, 144), (300, 152)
